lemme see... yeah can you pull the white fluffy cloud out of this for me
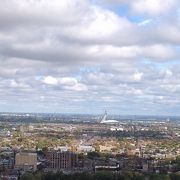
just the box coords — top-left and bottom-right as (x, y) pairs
(0, 0), (180, 114)
(103, 0), (179, 16)
(43, 76), (58, 85)
(43, 76), (88, 91)
(133, 72), (143, 82)
(130, 0), (179, 16)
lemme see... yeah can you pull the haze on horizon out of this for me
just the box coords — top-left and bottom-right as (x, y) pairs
(0, 0), (180, 115)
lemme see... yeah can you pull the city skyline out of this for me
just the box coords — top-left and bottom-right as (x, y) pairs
(0, 0), (180, 115)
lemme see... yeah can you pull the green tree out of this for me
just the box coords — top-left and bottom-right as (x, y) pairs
(34, 172), (44, 180)
(94, 171), (114, 180)
(20, 172), (35, 180)
(170, 173), (180, 180)
(149, 174), (171, 180)
(87, 151), (100, 159)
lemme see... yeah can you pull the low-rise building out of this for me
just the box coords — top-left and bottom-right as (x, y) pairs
(15, 152), (37, 171)
(77, 146), (95, 153)
(46, 151), (78, 170)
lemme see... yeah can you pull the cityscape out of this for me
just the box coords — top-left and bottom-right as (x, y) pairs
(0, 112), (180, 179)
(0, 0), (180, 180)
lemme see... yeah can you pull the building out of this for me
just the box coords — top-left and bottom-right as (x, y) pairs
(54, 146), (69, 152)
(100, 111), (119, 124)
(0, 151), (15, 171)
(95, 164), (120, 172)
(77, 145), (95, 153)
(46, 151), (78, 170)
(0, 158), (14, 170)
(15, 152), (37, 171)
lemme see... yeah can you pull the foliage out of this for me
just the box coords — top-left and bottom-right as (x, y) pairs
(87, 151), (101, 159)
(20, 172), (35, 180)
(20, 171), (180, 180)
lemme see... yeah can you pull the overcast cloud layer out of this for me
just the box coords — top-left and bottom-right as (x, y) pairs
(0, 0), (180, 115)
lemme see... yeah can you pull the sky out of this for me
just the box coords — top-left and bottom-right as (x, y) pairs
(0, 0), (180, 115)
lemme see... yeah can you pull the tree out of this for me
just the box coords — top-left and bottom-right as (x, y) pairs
(94, 171), (114, 180)
(20, 172), (34, 180)
(34, 172), (44, 180)
(170, 173), (180, 180)
(149, 174), (171, 180)
(87, 151), (100, 159)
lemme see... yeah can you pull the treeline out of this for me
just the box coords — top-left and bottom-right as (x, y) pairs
(99, 130), (166, 139)
(20, 171), (180, 180)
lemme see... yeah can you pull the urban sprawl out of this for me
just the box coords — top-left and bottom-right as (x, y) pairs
(0, 113), (180, 180)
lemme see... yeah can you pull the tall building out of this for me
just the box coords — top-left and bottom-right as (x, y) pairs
(46, 151), (78, 170)
(15, 152), (37, 171)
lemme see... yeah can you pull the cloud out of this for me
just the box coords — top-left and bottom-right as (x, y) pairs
(130, 0), (179, 16)
(0, 0), (180, 114)
(43, 76), (58, 85)
(138, 19), (152, 26)
(133, 72), (143, 82)
(42, 76), (88, 91)
(103, 0), (179, 16)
